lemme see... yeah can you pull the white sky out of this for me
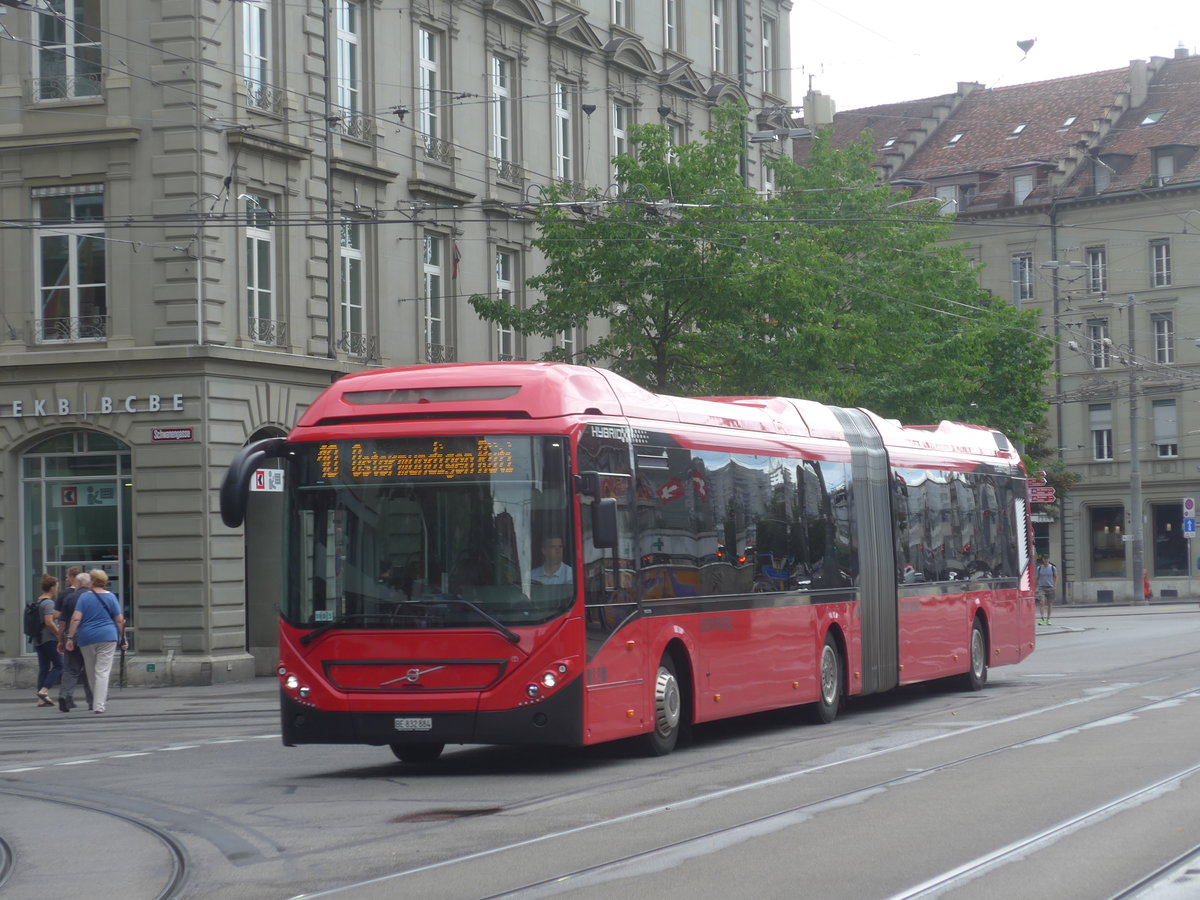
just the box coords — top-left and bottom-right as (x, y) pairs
(790, 0), (1197, 112)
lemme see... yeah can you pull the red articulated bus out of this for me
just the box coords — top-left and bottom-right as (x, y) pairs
(220, 363), (1036, 762)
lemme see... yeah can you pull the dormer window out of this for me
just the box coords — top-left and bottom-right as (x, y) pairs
(1140, 109), (1166, 126)
(1152, 148), (1175, 186)
(1007, 123), (1028, 139)
(1013, 173), (1034, 205)
(946, 132), (965, 147)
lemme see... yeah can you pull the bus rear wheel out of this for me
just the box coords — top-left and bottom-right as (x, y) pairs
(809, 633), (842, 724)
(640, 656), (682, 756)
(390, 742), (444, 763)
(961, 618), (988, 691)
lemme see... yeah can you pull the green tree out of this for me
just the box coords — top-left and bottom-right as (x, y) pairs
(470, 102), (1051, 439)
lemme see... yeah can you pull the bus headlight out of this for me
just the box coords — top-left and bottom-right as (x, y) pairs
(541, 671), (558, 689)
(285, 674), (300, 690)
(526, 684), (540, 698)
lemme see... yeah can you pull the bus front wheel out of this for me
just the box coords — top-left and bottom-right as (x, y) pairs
(640, 656), (682, 756)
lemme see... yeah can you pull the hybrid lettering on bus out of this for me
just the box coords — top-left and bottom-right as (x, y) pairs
(220, 363), (1035, 762)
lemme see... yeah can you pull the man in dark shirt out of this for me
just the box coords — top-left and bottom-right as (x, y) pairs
(55, 568), (93, 712)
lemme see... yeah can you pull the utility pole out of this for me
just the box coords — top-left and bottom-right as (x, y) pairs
(1128, 293), (1145, 604)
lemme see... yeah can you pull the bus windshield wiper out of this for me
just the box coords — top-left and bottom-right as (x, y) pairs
(430, 596), (521, 644)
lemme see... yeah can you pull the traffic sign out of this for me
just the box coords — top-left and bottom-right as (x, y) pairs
(1029, 487), (1057, 504)
(1185, 517), (1197, 538)
(1184, 497), (1195, 519)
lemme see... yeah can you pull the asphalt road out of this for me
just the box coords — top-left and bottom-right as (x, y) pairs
(2, 605), (1199, 900)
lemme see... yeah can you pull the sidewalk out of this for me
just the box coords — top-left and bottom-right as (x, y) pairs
(0, 675), (279, 725)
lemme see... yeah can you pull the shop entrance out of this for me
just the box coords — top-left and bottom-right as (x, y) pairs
(21, 431), (133, 652)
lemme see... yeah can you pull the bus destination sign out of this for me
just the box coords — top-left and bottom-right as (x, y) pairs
(315, 439), (517, 482)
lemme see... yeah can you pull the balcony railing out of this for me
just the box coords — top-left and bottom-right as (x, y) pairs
(244, 79), (286, 115)
(31, 315), (109, 344)
(248, 317), (288, 348)
(335, 112), (377, 141)
(422, 135), (453, 165)
(425, 343), (457, 363)
(337, 331), (379, 361)
(30, 73), (102, 103)
(496, 159), (525, 185)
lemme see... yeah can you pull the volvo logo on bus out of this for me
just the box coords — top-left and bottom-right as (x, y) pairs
(380, 665), (445, 687)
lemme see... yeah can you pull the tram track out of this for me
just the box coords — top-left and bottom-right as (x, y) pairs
(287, 681), (1200, 899)
(0, 786), (189, 900)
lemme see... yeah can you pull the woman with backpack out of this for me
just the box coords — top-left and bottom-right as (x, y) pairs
(63, 569), (126, 715)
(30, 573), (62, 707)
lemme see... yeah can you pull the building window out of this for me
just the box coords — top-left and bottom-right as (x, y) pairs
(664, 0), (680, 51)
(495, 249), (518, 360)
(1089, 403), (1113, 461)
(612, 0), (627, 27)
(419, 28), (449, 162)
(762, 15), (779, 96)
(241, 0), (272, 109)
(1151, 238), (1172, 287)
(1013, 173), (1034, 205)
(934, 185), (958, 214)
(338, 220), (372, 358)
(1012, 253), (1034, 303)
(558, 327), (577, 361)
(612, 100), (632, 176)
(711, 0), (725, 72)
(1057, 115), (1078, 131)
(1140, 109), (1165, 126)
(35, 187), (106, 343)
(1153, 399), (1178, 458)
(34, 0), (102, 102)
(553, 82), (574, 182)
(1086, 245), (1107, 294)
(1089, 505), (1125, 578)
(334, 1), (360, 116)
(491, 56), (512, 163)
(1094, 159), (1112, 192)
(1152, 503), (1187, 576)
(244, 194), (281, 345)
(1007, 123), (1028, 139)
(1087, 318), (1111, 369)
(423, 233), (453, 361)
(1153, 313), (1175, 365)
(945, 131), (965, 147)
(1152, 149), (1175, 186)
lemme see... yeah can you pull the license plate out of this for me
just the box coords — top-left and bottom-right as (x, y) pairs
(394, 717), (433, 732)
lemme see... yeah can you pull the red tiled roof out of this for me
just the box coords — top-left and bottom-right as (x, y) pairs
(801, 52), (1200, 212)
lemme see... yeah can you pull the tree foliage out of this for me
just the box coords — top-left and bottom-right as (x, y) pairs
(470, 102), (1051, 440)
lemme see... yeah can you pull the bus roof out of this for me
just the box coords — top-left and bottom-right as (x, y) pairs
(293, 363), (1017, 462)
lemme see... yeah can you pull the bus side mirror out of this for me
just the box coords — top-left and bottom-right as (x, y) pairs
(220, 436), (287, 528)
(592, 497), (618, 549)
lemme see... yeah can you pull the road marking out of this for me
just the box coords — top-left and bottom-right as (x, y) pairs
(0, 734), (276, 774)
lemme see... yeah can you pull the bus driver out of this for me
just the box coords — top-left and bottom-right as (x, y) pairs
(530, 536), (573, 586)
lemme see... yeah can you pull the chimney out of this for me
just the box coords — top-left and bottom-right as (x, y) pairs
(804, 89), (836, 128)
(1128, 59), (1149, 108)
(1176, 43), (1190, 60)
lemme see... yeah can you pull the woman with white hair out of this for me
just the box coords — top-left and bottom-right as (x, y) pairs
(63, 569), (127, 714)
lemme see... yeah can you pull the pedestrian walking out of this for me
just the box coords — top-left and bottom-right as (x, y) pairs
(64, 569), (126, 715)
(32, 574), (62, 706)
(56, 568), (93, 712)
(1035, 555), (1057, 625)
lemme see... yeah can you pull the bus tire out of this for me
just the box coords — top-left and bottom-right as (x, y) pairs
(640, 655), (683, 756)
(961, 618), (988, 692)
(390, 742), (444, 763)
(810, 632), (842, 724)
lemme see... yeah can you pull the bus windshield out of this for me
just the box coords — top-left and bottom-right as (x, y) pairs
(284, 435), (574, 632)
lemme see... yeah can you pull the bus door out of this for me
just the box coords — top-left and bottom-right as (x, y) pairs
(577, 424), (642, 744)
